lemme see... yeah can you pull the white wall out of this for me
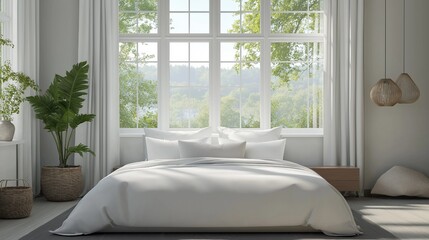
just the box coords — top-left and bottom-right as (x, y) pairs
(364, 0), (429, 189)
(39, 0), (79, 166)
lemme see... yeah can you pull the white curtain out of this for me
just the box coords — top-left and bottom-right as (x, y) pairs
(16, 0), (40, 194)
(76, 0), (120, 193)
(324, 0), (364, 190)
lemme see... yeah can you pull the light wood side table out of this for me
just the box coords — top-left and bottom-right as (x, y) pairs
(310, 167), (360, 196)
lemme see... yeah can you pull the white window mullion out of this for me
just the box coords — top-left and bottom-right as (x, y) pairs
(210, 0), (220, 130)
(238, 55), (242, 128)
(186, 42), (191, 128)
(135, 43), (141, 128)
(210, 39), (220, 130)
(159, 0), (169, 130)
(324, 0), (332, 134)
(187, 0), (191, 34)
(261, 43), (271, 129)
(260, 0), (271, 129)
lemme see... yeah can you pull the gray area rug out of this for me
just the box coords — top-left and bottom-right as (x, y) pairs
(21, 208), (397, 240)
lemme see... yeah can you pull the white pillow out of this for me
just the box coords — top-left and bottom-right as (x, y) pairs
(146, 137), (210, 160)
(219, 138), (286, 160)
(178, 141), (246, 158)
(145, 127), (212, 140)
(371, 166), (429, 198)
(144, 128), (212, 160)
(218, 127), (282, 142)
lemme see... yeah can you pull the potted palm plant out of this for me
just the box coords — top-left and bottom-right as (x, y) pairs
(27, 61), (95, 201)
(0, 36), (38, 141)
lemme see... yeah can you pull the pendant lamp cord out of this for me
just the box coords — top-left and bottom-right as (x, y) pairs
(384, 0), (387, 78)
(403, 0), (406, 72)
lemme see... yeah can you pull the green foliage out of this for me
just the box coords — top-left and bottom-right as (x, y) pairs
(0, 37), (14, 48)
(228, 0), (260, 34)
(271, 84), (322, 128)
(221, 94), (241, 128)
(220, 85), (260, 128)
(231, 0), (322, 85)
(119, 0), (157, 34)
(169, 87), (209, 128)
(0, 36), (38, 121)
(119, 42), (158, 128)
(27, 62), (95, 167)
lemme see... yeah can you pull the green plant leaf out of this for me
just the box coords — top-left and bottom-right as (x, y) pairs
(0, 35), (14, 47)
(68, 143), (95, 157)
(61, 109), (76, 125)
(47, 113), (67, 132)
(58, 61), (90, 113)
(46, 75), (61, 101)
(70, 114), (95, 129)
(26, 95), (57, 123)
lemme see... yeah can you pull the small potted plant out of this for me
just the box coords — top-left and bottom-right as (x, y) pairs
(27, 61), (95, 201)
(0, 36), (38, 141)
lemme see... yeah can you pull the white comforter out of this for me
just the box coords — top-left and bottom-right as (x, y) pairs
(51, 158), (361, 236)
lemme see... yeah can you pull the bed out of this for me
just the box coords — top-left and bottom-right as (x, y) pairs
(51, 157), (361, 236)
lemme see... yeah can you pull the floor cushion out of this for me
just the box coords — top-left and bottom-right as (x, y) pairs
(371, 165), (429, 198)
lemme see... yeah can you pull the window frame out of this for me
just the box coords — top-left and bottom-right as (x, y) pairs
(0, 0), (15, 65)
(119, 0), (327, 137)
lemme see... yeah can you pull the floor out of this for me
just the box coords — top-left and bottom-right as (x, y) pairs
(0, 198), (77, 240)
(0, 197), (428, 240)
(348, 197), (429, 239)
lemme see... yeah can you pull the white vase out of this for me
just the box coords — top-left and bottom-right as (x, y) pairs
(0, 120), (15, 141)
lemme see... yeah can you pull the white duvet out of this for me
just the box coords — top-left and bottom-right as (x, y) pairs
(51, 158), (361, 236)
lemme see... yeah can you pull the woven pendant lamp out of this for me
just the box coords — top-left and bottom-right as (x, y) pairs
(370, 79), (402, 106)
(370, 0), (402, 106)
(396, 73), (420, 103)
(395, 0), (420, 104)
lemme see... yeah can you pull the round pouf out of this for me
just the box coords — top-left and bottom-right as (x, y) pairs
(41, 166), (83, 201)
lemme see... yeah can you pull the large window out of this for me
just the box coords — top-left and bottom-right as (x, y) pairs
(119, 0), (325, 131)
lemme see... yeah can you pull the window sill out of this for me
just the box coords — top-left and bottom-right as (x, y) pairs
(281, 128), (323, 138)
(120, 132), (145, 138)
(120, 129), (323, 138)
(280, 133), (323, 138)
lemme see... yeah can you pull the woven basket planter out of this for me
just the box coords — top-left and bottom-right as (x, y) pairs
(0, 179), (33, 219)
(41, 166), (83, 202)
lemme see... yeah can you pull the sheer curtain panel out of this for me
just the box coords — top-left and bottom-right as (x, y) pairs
(17, 0), (40, 194)
(324, 0), (364, 192)
(76, 0), (120, 193)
